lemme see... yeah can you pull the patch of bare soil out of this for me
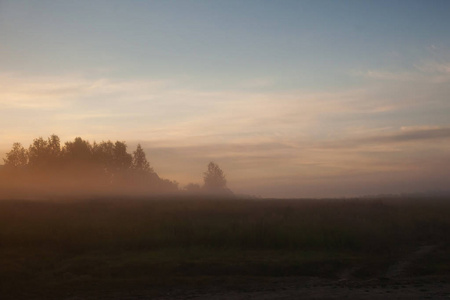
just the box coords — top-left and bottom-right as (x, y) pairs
(64, 276), (450, 300)
(63, 244), (450, 299)
(385, 244), (440, 279)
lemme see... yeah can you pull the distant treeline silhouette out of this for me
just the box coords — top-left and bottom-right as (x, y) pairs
(0, 135), (231, 198)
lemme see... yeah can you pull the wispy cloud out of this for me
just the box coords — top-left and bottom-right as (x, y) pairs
(239, 77), (277, 89)
(354, 126), (450, 145)
(355, 48), (450, 84)
(2, 71), (450, 197)
(1, 71), (448, 148)
(0, 74), (168, 109)
(53, 112), (141, 121)
(138, 126), (450, 197)
(361, 70), (420, 82)
(316, 127), (450, 151)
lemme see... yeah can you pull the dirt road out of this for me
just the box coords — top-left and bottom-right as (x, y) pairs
(63, 276), (450, 300)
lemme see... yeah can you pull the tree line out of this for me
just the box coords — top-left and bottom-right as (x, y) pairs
(1, 135), (231, 197)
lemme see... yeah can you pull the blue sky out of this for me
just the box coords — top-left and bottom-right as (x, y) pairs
(1, 0), (450, 197)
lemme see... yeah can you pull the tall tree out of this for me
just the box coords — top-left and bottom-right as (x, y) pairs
(92, 140), (115, 171)
(28, 135), (61, 168)
(62, 137), (93, 163)
(3, 143), (28, 168)
(113, 141), (132, 172)
(132, 144), (153, 174)
(203, 162), (227, 190)
(28, 137), (47, 167)
(47, 134), (61, 159)
(92, 140), (132, 179)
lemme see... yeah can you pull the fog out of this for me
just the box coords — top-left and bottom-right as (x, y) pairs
(2, 132), (450, 199)
(0, 161), (178, 200)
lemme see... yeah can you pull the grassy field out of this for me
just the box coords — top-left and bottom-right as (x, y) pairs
(1, 196), (449, 299)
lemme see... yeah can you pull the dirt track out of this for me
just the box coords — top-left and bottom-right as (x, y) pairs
(64, 276), (450, 300)
(156, 278), (450, 300)
(64, 244), (450, 300)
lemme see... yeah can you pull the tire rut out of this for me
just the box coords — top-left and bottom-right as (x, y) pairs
(385, 244), (439, 279)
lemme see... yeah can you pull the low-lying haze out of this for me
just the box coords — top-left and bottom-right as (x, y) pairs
(1, 0), (450, 197)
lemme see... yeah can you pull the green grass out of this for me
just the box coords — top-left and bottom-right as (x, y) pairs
(0, 196), (449, 298)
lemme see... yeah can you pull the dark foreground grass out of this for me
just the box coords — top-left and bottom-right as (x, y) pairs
(1, 196), (449, 298)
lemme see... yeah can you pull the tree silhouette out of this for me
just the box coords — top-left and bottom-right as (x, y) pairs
(132, 144), (153, 174)
(47, 134), (61, 160)
(92, 140), (115, 173)
(90, 140), (132, 183)
(28, 135), (61, 168)
(113, 141), (132, 173)
(62, 137), (93, 163)
(3, 143), (28, 168)
(130, 144), (158, 187)
(184, 183), (201, 193)
(203, 162), (227, 190)
(0, 134), (194, 196)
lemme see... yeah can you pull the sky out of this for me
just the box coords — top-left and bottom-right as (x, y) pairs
(1, 0), (450, 197)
